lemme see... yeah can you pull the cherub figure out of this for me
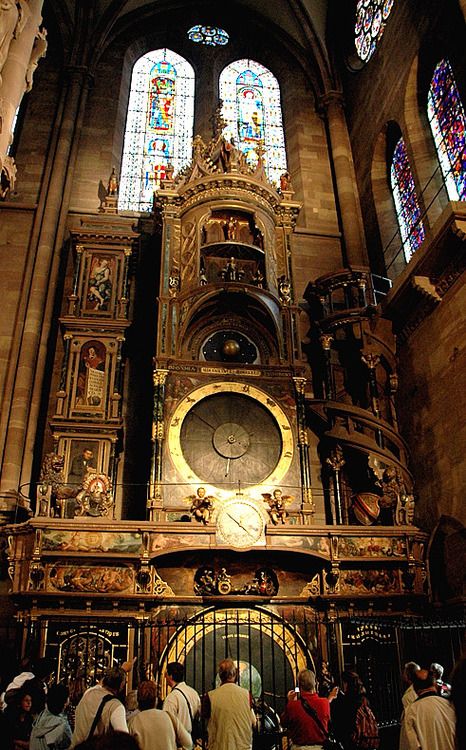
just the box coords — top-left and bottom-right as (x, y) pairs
(186, 487), (216, 524)
(262, 488), (293, 525)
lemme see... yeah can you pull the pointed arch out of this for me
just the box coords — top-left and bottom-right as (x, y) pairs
(427, 58), (466, 201)
(219, 59), (287, 187)
(118, 48), (195, 212)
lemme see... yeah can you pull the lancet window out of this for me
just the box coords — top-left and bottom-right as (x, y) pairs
(219, 59), (287, 187)
(119, 49), (195, 212)
(390, 137), (425, 262)
(427, 58), (466, 202)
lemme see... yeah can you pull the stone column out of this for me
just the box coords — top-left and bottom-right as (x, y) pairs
(460, 0), (466, 22)
(0, 65), (91, 511)
(0, 0), (45, 194)
(320, 91), (368, 266)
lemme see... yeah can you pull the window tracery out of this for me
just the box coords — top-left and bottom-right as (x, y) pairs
(219, 59), (287, 187)
(187, 25), (229, 46)
(354, 0), (394, 63)
(390, 137), (425, 262)
(427, 58), (466, 202)
(119, 49), (195, 212)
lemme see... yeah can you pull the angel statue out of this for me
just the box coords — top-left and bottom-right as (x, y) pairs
(262, 488), (293, 525)
(185, 486), (216, 524)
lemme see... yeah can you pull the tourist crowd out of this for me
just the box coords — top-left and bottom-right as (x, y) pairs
(0, 653), (464, 750)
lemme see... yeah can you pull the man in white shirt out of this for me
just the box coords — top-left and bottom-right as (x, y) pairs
(402, 669), (456, 750)
(71, 666), (128, 747)
(163, 661), (201, 735)
(130, 680), (192, 750)
(399, 661), (420, 750)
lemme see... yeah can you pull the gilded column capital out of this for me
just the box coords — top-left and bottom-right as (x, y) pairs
(153, 369), (169, 387)
(292, 376), (307, 396)
(320, 333), (333, 351)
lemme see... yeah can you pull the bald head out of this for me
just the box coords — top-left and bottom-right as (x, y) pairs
(413, 669), (436, 695)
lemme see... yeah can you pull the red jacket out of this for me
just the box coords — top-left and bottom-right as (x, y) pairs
(281, 691), (330, 745)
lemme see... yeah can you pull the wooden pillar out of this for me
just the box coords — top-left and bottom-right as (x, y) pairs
(320, 91), (368, 266)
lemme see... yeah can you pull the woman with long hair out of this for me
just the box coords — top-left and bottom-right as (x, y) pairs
(331, 671), (379, 750)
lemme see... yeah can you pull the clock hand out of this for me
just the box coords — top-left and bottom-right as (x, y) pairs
(226, 512), (249, 533)
(225, 458), (231, 477)
(192, 412), (216, 431)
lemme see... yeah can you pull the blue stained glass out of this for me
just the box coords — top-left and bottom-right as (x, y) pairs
(390, 137), (425, 262)
(187, 25), (229, 46)
(355, 0), (395, 62)
(119, 49), (195, 212)
(219, 59), (287, 187)
(427, 59), (466, 202)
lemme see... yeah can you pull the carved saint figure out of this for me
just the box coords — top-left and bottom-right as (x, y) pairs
(107, 167), (118, 196)
(25, 26), (47, 91)
(0, 1), (27, 82)
(221, 256), (244, 282)
(278, 275), (291, 304)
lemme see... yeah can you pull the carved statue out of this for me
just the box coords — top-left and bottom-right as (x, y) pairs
(39, 453), (77, 517)
(396, 492), (416, 526)
(252, 268), (265, 288)
(278, 275), (292, 304)
(25, 26), (47, 91)
(74, 473), (114, 518)
(107, 167), (118, 196)
(378, 465), (402, 524)
(262, 488), (292, 525)
(186, 486), (215, 524)
(0, 1), (28, 83)
(220, 256), (244, 282)
(279, 171), (292, 193)
(243, 568), (278, 596)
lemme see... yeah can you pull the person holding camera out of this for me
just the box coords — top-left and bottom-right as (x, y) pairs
(281, 669), (338, 750)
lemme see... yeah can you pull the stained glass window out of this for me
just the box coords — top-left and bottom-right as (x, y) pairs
(355, 0), (394, 63)
(119, 49), (195, 212)
(427, 59), (466, 201)
(219, 59), (287, 187)
(390, 137), (425, 262)
(188, 25), (229, 46)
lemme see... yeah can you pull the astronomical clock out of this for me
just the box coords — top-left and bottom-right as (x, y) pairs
(148, 128), (310, 539)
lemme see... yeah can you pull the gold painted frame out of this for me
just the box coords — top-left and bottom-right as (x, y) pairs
(167, 381), (294, 496)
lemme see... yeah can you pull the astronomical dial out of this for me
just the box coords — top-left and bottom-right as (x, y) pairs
(168, 381), (294, 492)
(180, 393), (281, 487)
(216, 499), (266, 548)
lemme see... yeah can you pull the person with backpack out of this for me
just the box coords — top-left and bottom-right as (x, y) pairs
(30, 683), (71, 750)
(163, 662), (201, 740)
(129, 680), (191, 750)
(331, 671), (380, 750)
(70, 667), (128, 748)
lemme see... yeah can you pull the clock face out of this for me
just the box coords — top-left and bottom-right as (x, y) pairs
(217, 499), (265, 548)
(168, 382), (294, 493)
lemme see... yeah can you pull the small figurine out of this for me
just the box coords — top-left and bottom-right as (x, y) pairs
(74, 473), (114, 517)
(107, 167), (118, 196)
(186, 487), (215, 524)
(221, 256), (244, 282)
(262, 488), (293, 525)
(252, 268), (265, 288)
(278, 275), (292, 304)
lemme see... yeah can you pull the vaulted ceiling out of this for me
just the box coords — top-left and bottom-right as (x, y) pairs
(45, 0), (335, 89)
